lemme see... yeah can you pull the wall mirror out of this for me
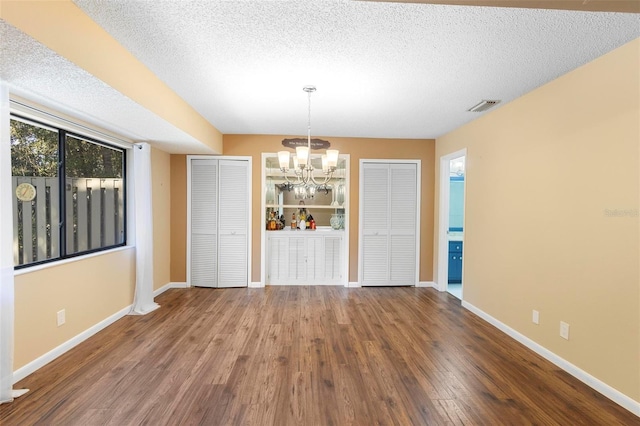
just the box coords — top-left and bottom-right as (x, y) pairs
(264, 154), (347, 228)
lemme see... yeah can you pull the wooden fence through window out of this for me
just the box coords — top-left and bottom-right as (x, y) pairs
(12, 176), (124, 265)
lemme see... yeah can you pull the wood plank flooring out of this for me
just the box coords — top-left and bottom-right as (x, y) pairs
(1, 286), (637, 425)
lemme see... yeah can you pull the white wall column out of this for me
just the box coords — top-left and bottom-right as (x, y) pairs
(0, 83), (28, 403)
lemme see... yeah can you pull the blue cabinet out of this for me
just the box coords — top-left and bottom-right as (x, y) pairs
(448, 241), (463, 284)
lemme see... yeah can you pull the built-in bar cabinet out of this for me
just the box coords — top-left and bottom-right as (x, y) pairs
(262, 153), (349, 286)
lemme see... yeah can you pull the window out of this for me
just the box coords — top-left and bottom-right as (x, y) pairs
(10, 116), (126, 268)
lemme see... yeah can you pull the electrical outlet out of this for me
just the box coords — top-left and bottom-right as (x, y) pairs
(532, 310), (539, 325)
(560, 321), (570, 340)
(57, 309), (65, 326)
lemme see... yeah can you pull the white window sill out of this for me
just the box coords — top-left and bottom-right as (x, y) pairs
(14, 245), (135, 276)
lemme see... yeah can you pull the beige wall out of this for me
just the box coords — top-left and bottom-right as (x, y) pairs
(170, 136), (435, 283)
(152, 148), (171, 290)
(14, 248), (136, 369)
(13, 146), (175, 370)
(435, 39), (639, 400)
(170, 155), (188, 283)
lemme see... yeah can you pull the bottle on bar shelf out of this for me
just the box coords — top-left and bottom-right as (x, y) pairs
(267, 211), (277, 231)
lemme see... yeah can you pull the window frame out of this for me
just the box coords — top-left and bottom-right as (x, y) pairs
(11, 113), (128, 270)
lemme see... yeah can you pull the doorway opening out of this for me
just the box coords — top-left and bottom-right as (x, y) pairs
(437, 150), (466, 300)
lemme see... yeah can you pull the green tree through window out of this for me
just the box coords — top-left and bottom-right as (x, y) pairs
(10, 119), (58, 177)
(10, 116), (126, 267)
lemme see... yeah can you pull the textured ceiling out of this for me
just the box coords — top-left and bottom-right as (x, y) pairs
(3, 1), (640, 151)
(0, 20), (211, 154)
(375, 0), (640, 14)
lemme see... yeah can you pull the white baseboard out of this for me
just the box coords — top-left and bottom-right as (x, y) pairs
(249, 281), (264, 288)
(153, 282), (187, 297)
(417, 281), (436, 288)
(347, 281), (361, 288)
(14, 282), (189, 383)
(13, 304), (132, 384)
(264, 282), (342, 286)
(462, 301), (640, 416)
(434, 281), (447, 291)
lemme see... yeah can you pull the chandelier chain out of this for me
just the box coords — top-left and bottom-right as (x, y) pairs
(277, 85), (337, 191)
(308, 89), (311, 149)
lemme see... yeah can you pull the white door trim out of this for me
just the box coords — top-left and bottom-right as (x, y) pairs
(437, 149), (466, 292)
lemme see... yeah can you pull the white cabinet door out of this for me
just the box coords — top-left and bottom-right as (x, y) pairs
(189, 157), (250, 288)
(266, 233), (344, 285)
(324, 235), (342, 283)
(360, 161), (419, 286)
(305, 236), (324, 283)
(288, 237), (306, 281)
(267, 236), (289, 283)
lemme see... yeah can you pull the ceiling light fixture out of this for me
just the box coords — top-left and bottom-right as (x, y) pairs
(277, 86), (339, 190)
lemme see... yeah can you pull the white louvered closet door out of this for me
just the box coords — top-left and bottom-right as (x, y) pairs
(190, 159), (218, 287)
(217, 160), (249, 288)
(360, 161), (419, 286)
(389, 164), (418, 286)
(360, 163), (390, 285)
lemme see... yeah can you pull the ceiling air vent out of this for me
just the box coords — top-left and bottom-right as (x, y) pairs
(467, 99), (500, 113)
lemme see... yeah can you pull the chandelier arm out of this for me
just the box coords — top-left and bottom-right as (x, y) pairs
(281, 173), (293, 184)
(282, 172), (304, 186)
(310, 171), (332, 186)
(299, 167), (312, 185)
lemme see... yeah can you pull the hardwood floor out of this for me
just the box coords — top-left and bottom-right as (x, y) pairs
(1, 287), (637, 425)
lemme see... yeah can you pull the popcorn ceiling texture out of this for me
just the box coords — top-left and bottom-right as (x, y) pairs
(0, 22), (210, 154)
(4, 1), (640, 149)
(71, 0), (640, 138)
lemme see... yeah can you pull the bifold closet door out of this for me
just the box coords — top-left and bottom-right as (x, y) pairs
(388, 164), (418, 285)
(360, 163), (390, 285)
(217, 159), (249, 288)
(360, 161), (419, 286)
(190, 159), (218, 287)
(189, 158), (250, 288)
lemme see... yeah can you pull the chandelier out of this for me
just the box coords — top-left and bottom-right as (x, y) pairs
(277, 86), (339, 188)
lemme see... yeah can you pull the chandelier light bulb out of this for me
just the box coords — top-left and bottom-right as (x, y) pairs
(278, 151), (291, 171)
(296, 146), (310, 168)
(326, 150), (339, 169)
